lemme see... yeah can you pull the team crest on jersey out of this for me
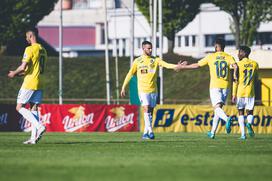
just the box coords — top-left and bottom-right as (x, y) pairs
(149, 59), (155, 69)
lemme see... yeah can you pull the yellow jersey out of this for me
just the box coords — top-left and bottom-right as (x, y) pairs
(21, 43), (47, 90)
(232, 58), (258, 98)
(122, 55), (177, 93)
(198, 51), (236, 89)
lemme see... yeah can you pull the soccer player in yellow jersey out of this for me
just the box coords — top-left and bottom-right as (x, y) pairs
(176, 39), (238, 139)
(232, 46), (258, 140)
(8, 28), (47, 144)
(121, 41), (179, 140)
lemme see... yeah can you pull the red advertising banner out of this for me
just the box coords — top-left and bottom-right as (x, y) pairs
(0, 104), (139, 132)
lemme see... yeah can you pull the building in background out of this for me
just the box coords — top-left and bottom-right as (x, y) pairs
(37, 0), (168, 57)
(38, 1), (272, 58)
(174, 3), (272, 58)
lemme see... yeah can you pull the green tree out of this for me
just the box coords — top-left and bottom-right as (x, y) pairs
(0, 0), (58, 52)
(136, 0), (204, 52)
(212, 0), (272, 47)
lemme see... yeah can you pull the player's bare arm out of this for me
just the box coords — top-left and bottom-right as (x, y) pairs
(7, 61), (27, 78)
(175, 62), (200, 71)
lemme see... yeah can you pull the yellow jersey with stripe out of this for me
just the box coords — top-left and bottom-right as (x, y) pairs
(198, 51), (236, 89)
(122, 55), (177, 93)
(232, 58), (258, 98)
(21, 43), (47, 90)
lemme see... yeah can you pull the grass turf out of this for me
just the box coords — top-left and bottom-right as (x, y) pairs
(0, 132), (271, 181)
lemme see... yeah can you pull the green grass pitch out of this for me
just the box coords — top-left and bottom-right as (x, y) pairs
(0, 132), (272, 181)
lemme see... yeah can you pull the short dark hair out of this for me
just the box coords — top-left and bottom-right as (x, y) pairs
(215, 38), (225, 49)
(239, 45), (251, 57)
(142, 41), (152, 47)
(26, 27), (39, 37)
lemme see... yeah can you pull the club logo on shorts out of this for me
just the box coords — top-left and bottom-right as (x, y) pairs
(105, 106), (134, 132)
(154, 109), (175, 127)
(62, 106), (94, 132)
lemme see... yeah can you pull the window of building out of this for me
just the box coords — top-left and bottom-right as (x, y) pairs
(178, 36), (182, 47)
(205, 34), (224, 47)
(205, 34), (236, 47)
(72, 0), (117, 9)
(257, 32), (272, 45)
(185, 36), (189, 47)
(192, 35), (196, 47)
(73, 0), (88, 9)
(224, 34), (235, 46)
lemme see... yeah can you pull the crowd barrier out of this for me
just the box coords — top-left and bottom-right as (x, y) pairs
(0, 104), (139, 132)
(140, 105), (272, 134)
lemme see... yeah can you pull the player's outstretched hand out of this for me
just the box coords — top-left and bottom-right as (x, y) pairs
(7, 71), (15, 78)
(175, 61), (188, 72)
(231, 96), (236, 104)
(120, 89), (126, 98)
(180, 60), (188, 65)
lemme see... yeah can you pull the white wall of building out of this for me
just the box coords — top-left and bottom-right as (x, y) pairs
(174, 3), (272, 58)
(107, 9), (168, 57)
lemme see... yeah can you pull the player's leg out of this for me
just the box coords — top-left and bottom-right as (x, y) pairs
(147, 106), (155, 139)
(139, 93), (151, 139)
(29, 90), (46, 143)
(208, 114), (219, 139)
(245, 97), (255, 137)
(146, 93), (157, 139)
(238, 109), (246, 140)
(16, 89), (43, 131)
(142, 105), (150, 139)
(210, 89), (228, 121)
(29, 103), (38, 141)
(237, 97), (246, 139)
(210, 88), (231, 133)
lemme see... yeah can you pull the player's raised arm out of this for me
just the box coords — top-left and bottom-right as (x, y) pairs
(120, 62), (137, 97)
(176, 62), (200, 70)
